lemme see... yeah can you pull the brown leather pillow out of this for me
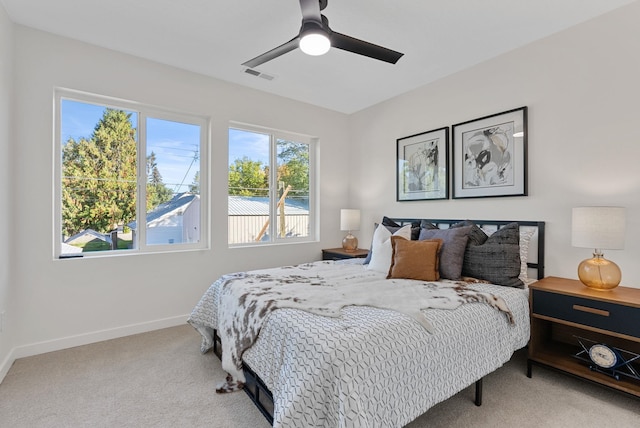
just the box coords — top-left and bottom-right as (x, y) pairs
(387, 237), (443, 281)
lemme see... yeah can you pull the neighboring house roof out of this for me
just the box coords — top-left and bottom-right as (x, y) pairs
(65, 228), (110, 245)
(228, 196), (308, 216)
(126, 193), (307, 230)
(61, 242), (84, 254)
(129, 192), (198, 230)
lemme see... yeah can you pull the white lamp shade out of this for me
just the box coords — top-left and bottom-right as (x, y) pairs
(340, 209), (360, 231)
(572, 206), (626, 250)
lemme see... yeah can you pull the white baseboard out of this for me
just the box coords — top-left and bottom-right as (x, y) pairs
(0, 314), (188, 384)
(0, 347), (16, 385)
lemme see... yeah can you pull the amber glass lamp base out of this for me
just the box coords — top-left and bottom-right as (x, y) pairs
(577, 252), (621, 291)
(342, 233), (358, 252)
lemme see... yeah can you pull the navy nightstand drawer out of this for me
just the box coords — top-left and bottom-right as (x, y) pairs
(532, 289), (640, 338)
(528, 277), (640, 398)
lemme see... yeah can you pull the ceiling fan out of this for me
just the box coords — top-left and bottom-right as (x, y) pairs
(242, 0), (404, 69)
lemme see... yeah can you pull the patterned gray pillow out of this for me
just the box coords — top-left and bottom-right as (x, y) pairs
(418, 226), (471, 280)
(461, 222), (524, 288)
(451, 220), (488, 246)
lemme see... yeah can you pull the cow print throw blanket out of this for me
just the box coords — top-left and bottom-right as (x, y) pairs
(215, 261), (514, 393)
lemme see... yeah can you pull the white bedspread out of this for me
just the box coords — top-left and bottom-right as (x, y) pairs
(188, 261), (530, 428)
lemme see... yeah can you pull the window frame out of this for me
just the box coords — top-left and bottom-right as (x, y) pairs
(228, 122), (317, 247)
(54, 88), (210, 259)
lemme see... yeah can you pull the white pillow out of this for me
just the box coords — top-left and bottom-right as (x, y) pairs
(366, 224), (412, 273)
(519, 228), (536, 284)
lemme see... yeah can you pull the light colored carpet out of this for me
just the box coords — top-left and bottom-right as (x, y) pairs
(0, 324), (638, 427)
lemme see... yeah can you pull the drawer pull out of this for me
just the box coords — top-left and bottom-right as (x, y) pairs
(572, 304), (609, 317)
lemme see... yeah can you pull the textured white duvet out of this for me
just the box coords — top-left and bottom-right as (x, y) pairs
(188, 261), (530, 427)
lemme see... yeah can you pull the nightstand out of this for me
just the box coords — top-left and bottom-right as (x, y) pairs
(322, 247), (369, 261)
(528, 276), (640, 398)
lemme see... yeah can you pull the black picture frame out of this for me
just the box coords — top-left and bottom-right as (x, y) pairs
(396, 127), (449, 201)
(452, 107), (527, 199)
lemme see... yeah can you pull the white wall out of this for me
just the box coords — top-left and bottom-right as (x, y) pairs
(6, 25), (350, 367)
(349, 2), (640, 288)
(3, 2), (640, 382)
(0, 3), (14, 378)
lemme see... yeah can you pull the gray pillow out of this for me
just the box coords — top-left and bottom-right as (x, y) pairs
(419, 219), (438, 231)
(461, 222), (524, 288)
(419, 226), (471, 280)
(451, 220), (488, 246)
(362, 224), (377, 264)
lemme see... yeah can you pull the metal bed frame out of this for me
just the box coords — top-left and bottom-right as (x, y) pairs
(214, 218), (546, 425)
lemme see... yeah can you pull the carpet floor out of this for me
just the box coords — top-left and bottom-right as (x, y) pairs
(1, 324), (638, 427)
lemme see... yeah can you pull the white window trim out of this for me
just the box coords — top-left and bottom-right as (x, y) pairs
(53, 88), (211, 259)
(228, 122), (317, 247)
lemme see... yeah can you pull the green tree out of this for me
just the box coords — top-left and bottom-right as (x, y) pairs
(146, 151), (173, 211)
(189, 171), (200, 194)
(277, 141), (309, 198)
(227, 142), (309, 199)
(61, 109), (137, 237)
(228, 156), (268, 196)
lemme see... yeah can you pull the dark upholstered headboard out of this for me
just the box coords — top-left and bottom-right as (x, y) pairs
(389, 218), (546, 280)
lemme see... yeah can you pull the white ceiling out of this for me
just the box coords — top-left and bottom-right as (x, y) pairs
(2, 0), (636, 114)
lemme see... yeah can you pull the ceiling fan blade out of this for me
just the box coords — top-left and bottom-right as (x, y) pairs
(299, 0), (322, 23)
(242, 37), (300, 69)
(330, 31), (404, 64)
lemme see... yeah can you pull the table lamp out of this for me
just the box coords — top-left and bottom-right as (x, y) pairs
(571, 206), (626, 290)
(340, 209), (360, 252)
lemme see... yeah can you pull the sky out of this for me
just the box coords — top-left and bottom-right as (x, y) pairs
(228, 127), (270, 167)
(61, 99), (200, 194)
(60, 100), (275, 195)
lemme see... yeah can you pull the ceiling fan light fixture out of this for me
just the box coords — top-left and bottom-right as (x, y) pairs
(241, 0), (403, 67)
(299, 31), (330, 56)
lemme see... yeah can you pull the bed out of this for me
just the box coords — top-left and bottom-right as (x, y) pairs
(188, 218), (545, 427)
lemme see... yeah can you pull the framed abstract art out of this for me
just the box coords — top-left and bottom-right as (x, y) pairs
(452, 107), (527, 199)
(397, 127), (449, 201)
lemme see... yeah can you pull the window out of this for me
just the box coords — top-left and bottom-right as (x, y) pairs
(228, 124), (316, 245)
(55, 89), (209, 257)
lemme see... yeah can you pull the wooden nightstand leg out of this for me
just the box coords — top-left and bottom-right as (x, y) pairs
(527, 359), (532, 378)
